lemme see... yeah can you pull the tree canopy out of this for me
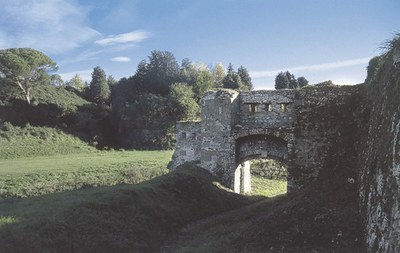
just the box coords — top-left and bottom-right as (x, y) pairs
(88, 66), (110, 105)
(275, 71), (308, 90)
(222, 63), (242, 90)
(0, 48), (253, 150)
(66, 74), (85, 91)
(0, 48), (57, 104)
(237, 65), (253, 91)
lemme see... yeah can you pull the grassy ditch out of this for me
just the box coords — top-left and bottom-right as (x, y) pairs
(0, 164), (251, 253)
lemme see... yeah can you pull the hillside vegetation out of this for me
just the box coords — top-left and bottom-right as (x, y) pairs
(0, 123), (95, 159)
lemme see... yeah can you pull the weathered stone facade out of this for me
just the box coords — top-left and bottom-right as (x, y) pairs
(170, 50), (400, 252)
(169, 121), (201, 169)
(358, 53), (400, 253)
(170, 87), (359, 194)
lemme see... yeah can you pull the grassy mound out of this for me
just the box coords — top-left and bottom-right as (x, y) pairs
(0, 164), (250, 253)
(0, 123), (95, 159)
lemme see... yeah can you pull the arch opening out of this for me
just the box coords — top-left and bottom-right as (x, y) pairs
(233, 134), (289, 196)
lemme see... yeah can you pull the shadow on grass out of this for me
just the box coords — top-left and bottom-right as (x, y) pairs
(0, 164), (261, 253)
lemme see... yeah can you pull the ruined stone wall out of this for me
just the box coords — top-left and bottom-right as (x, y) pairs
(200, 90), (238, 184)
(169, 121), (201, 169)
(358, 52), (400, 253)
(238, 90), (296, 128)
(292, 85), (362, 192)
(169, 53), (400, 251)
(170, 87), (362, 193)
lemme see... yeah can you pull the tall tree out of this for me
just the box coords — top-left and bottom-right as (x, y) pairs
(0, 48), (57, 104)
(222, 63), (242, 90)
(193, 67), (215, 102)
(145, 50), (180, 94)
(88, 66), (110, 105)
(180, 58), (197, 85)
(169, 83), (200, 121)
(66, 74), (84, 91)
(275, 72), (290, 89)
(212, 63), (226, 88)
(107, 75), (118, 91)
(275, 71), (307, 89)
(284, 71), (298, 89)
(297, 76), (309, 88)
(237, 65), (253, 91)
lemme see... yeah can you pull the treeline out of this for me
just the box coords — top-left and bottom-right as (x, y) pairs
(0, 48), (252, 149)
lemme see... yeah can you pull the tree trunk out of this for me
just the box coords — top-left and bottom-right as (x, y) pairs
(16, 80), (31, 104)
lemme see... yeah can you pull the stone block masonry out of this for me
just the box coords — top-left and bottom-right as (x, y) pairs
(170, 68), (400, 251)
(170, 86), (359, 194)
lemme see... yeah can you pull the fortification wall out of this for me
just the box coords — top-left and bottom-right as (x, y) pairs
(171, 87), (361, 192)
(170, 57), (400, 251)
(199, 90), (238, 184)
(237, 90), (296, 129)
(358, 52), (400, 252)
(169, 121), (201, 169)
(292, 85), (362, 192)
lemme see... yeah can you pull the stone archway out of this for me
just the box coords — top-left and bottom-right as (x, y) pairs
(233, 134), (288, 193)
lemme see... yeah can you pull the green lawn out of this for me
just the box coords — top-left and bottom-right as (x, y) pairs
(0, 150), (172, 198)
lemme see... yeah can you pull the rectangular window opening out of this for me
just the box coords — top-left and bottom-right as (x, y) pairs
(280, 103), (288, 112)
(265, 103), (273, 112)
(245, 103), (259, 113)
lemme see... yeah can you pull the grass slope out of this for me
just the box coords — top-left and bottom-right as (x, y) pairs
(162, 156), (363, 252)
(162, 190), (362, 253)
(0, 150), (172, 199)
(0, 164), (251, 253)
(31, 85), (88, 109)
(0, 124), (95, 159)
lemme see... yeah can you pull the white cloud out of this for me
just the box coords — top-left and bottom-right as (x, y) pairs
(95, 30), (151, 46)
(111, 56), (131, 62)
(58, 49), (105, 66)
(59, 69), (93, 82)
(0, 0), (100, 54)
(250, 57), (371, 78)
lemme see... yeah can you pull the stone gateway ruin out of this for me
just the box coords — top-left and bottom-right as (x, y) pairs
(170, 78), (400, 252)
(170, 87), (358, 194)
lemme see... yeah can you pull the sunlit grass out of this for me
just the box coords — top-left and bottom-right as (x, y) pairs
(0, 216), (17, 228)
(0, 150), (173, 198)
(250, 175), (287, 197)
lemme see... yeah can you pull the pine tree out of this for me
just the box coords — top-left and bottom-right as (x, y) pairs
(222, 63), (242, 90)
(237, 65), (253, 91)
(89, 66), (110, 105)
(275, 72), (290, 89)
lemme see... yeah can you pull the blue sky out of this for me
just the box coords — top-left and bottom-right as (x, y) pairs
(0, 0), (399, 90)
